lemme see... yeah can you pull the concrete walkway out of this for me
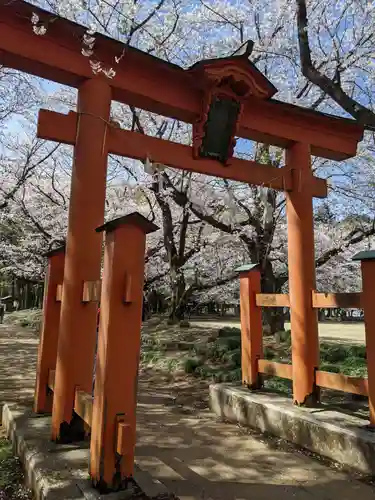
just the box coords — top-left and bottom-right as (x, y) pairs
(1, 324), (375, 500)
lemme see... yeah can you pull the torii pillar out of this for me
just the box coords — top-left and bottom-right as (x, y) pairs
(286, 142), (320, 406)
(235, 264), (263, 389)
(48, 78), (112, 440)
(352, 251), (375, 425)
(90, 213), (158, 490)
(34, 246), (65, 413)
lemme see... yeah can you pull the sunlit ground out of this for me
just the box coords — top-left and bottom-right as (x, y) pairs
(191, 319), (365, 345)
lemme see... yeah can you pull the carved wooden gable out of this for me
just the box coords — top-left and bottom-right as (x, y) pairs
(189, 45), (277, 164)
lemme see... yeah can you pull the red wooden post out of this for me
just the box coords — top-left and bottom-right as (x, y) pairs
(236, 264), (263, 389)
(51, 78), (111, 441)
(353, 251), (375, 426)
(34, 246), (65, 413)
(286, 142), (320, 406)
(90, 213), (158, 490)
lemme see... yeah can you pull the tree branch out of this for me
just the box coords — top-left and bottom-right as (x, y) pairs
(295, 0), (375, 129)
(315, 225), (375, 268)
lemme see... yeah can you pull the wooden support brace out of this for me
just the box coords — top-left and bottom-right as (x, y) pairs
(82, 280), (102, 303)
(116, 421), (132, 457)
(48, 369), (56, 392)
(316, 370), (368, 396)
(258, 360), (293, 380)
(123, 273), (132, 304)
(56, 284), (63, 302)
(256, 294), (290, 308)
(312, 292), (362, 309)
(74, 390), (93, 428)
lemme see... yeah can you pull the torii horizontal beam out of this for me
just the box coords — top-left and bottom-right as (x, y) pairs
(37, 109), (328, 197)
(0, 0), (363, 162)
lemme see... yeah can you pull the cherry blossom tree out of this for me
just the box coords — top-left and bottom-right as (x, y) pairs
(295, 0), (375, 129)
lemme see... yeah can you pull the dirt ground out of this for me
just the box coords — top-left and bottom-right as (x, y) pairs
(0, 326), (36, 499)
(0, 322), (374, 499)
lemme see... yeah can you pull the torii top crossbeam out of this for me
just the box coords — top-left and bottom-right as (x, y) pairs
(0, 0), (364, 163)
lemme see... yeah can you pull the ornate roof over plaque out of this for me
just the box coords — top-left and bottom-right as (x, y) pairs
(188, 40), (278, 100)
(190, 41), (277, 164)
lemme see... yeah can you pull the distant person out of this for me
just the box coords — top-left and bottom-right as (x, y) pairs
(142, 294), (149, 321)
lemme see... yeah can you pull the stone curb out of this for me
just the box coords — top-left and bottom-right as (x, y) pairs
(2, 403), (173, 500)
(2, 403), (58, 499)
(209, 383), (375, 475)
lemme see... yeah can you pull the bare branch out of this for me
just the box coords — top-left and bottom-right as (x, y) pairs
(315, 225), (375, 268)
(295, 0), (375, 129)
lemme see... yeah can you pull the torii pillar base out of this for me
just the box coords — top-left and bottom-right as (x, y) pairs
(90, 213), (158, 492)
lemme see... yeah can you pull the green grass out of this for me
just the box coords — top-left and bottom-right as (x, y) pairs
(184, 358), (203, 374)
(0, 437), (30, 499)
(11, 312), (368, 395)
(264, 377), (293, 396)
(181, 327), (368, 391)
(141, 323), (370, 390)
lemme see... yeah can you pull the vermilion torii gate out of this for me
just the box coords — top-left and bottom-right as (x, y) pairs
(0, 0), (365, 491)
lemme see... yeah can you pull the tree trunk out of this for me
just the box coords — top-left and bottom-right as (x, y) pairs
(261, 259), (285, 334)
(169, 268), (186, 323)
(262, 307), (285, 334)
